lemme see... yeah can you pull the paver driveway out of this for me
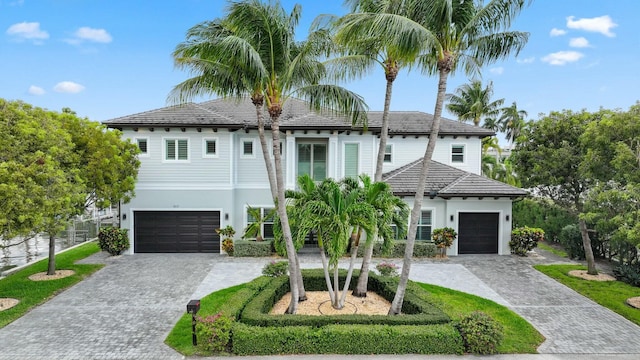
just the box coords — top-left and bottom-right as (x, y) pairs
(0, 253), (215, 360)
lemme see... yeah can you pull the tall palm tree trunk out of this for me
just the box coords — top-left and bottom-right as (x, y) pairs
(390, 67), (449, 315)
(340, 234), (360, 306)
(354, 72), (396, 297)
(270, 114), (300, 314)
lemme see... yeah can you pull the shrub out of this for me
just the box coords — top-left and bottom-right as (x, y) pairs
(509, 226), (544, 256)
(97, 227), (129, 256)
(432, 227), (457, 256)
(195, 312), (233, 353)
(513, 198), (578, 242)
(221, 238), (234, 256)
(558, 224), (583, 259)
(358, 241), (437, 258)
(613, 263), (640, 287)
(376, 262), (399, 277)
(456, 311), (503, 355)
(262, 260), (288, 277)
(234, 240), (272, 256)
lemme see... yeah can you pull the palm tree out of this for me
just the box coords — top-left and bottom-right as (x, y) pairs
(378, 0), (531, 314)
(446, 80), (504, 127)
(170, 0), (368, 313)
(325, 0), (421, 297)
(499, 101), (528, 144)
(291, 175), (378, 309)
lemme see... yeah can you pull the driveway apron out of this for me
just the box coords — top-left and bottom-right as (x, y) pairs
(454, 254), (640, 354)
(0, 253), (215, 360)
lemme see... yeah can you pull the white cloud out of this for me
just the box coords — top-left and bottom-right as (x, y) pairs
(28, 85), (45, 95)
(53, 81), (85, 94)
(541, 51), (584, 66)
(6, 22), (49, 42)
(517, 56), (535, 64)
(489, 67), (504, 75)
(566, 15), (617, 37)
(550, 28), (567, 37)
(569, 37), (591, 48)
(66, 27), (112, 44)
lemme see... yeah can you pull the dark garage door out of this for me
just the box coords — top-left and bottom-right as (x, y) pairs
(134, 211), (220, 253)
(458, 212), (499, 254)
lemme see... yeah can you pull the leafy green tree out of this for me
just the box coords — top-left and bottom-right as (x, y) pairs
(581, 102), (640, 185)
(170, 0), (368, 313)
(512, 198), (578, 242)
(365, 0), (530, 314)
(511, 109), (600, 274)
(0, 100), (139, 275)
(446, 79), (504, 127)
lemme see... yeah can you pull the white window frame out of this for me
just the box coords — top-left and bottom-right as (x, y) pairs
(416, 209), (433, 241)
(241, 138), (256, 158)
(267, 139), (285, 159)
(451, 144), (465, 164)
(163, 137), (190, 163)
(296, 140), (328, 182)
(343, 142), (360, 178)
(135, 137), (149, 158)
(202, 137), (219, 158)
(245, 206), (276, 240)
(384, 143), (393, 163)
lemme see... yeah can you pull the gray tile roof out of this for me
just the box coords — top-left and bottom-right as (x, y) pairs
(382, 159), (528, 197)
(104, 97), (494, 137)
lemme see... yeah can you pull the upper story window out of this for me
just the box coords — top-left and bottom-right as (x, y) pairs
(241, 139), (255, 158)
(136, 138), (149, 157)
(344, 143), (359, 178)
(451, 144), (465, 163)
(384, 144), (393, 163)
(297, 141), (327, 181)
(203, 138), (218, 158)
(165, 139), (188, 161)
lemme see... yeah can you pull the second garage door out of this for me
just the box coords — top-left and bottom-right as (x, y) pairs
(458, 212), (499, 254)
(134, 211), (220, 253)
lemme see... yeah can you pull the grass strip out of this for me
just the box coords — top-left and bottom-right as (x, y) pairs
(537, 242), (568, 258)
(535, 264), (640, 326)
(418, 283), (544, 354)
(0, 241), (103, 328)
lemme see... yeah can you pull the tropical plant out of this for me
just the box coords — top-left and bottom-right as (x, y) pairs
(262, 260), (289, 277)
(509, 226), (544, 256)
(432, 227), (457, 257)
(170, 0), (368, 313)
(98, 227), (130, 256)
(291, 175), (377, 309)
(325, 0), (423, 298)
(499, 101), (528, 144)
(380, 0), (531, 314)
(216, 225), (236, 256)
(375, 261), (399, 277)
(446, 79), (504, 127)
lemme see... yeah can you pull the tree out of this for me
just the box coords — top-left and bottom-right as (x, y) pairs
(499, 101), (528, 144)
(0, 99), (140, 275)
(446, 79), (504, 127)
(327, 0), (422, 297)
(170, 0), (368, 313)
(511, 109), (600, 274)
(383, 0), (530, 314)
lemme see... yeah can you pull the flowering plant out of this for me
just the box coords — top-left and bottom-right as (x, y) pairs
(376, 261), (399, 277)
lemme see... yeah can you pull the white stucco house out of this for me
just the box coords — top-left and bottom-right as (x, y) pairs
(104, 98), (526, 256)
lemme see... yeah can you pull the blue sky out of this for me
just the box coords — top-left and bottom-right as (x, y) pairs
(2, 0), (639, 129)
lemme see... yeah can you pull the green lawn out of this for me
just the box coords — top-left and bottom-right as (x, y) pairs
(0, 241), (103, 328)
(537, 242), (568, 258)
(418, 283), (544, 353)
(535, 264), (640, 326)
(166, 280), (544, 355)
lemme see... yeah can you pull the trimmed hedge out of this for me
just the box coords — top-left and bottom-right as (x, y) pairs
(357, 241), (437, 258)
(240, 269), (450, 327)
(233, 240), (273, 257)
(232, 322), (463, 355)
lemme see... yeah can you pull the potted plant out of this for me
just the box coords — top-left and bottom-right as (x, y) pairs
(216, 225), (235, 256)
(242, 206), (273, 242)
(432, 227), (457, 258)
